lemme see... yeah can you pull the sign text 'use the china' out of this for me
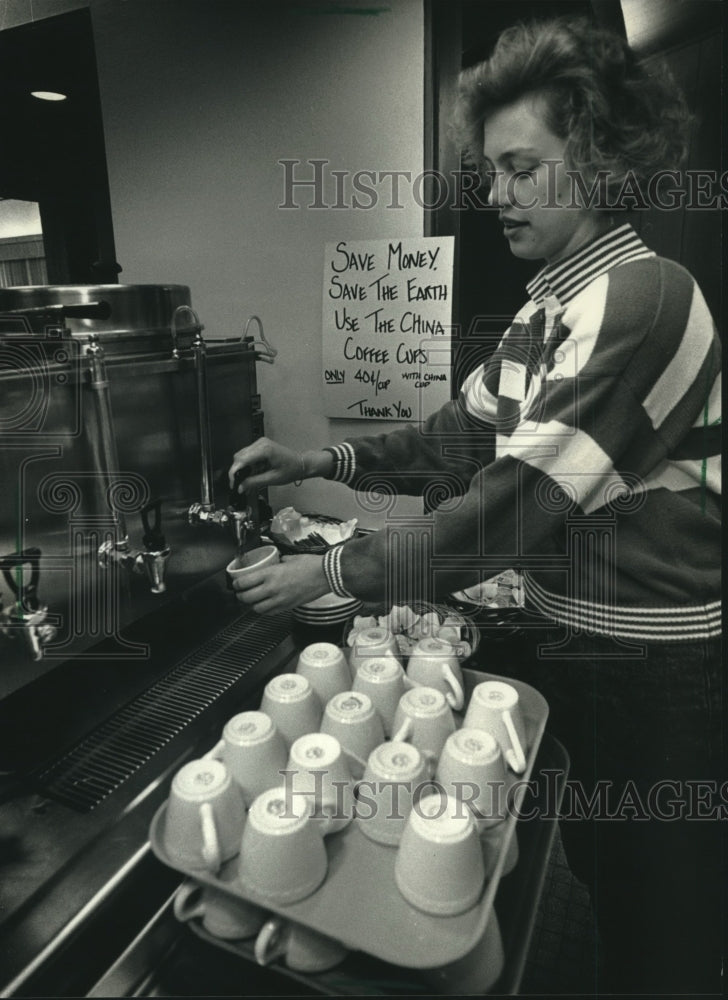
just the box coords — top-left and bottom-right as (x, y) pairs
(322, 237), (454, 420)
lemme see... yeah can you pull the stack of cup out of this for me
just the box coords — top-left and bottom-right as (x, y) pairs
(163, 649), (531, 955)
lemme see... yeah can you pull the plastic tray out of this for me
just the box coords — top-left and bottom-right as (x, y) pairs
(149, 668), (548, 971)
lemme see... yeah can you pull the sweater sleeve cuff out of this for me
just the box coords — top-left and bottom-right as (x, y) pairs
(322, 544), (356, 598)
(322, 443), (356, 485)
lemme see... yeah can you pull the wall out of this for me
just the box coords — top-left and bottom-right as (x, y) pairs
(89, 0), (426, 527)
(0, 0), (87, 30)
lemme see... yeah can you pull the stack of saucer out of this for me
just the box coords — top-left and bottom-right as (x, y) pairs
(293, 592), (362, 627)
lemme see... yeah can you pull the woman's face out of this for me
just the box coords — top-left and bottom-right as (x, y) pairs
(483, 93), (610, 264)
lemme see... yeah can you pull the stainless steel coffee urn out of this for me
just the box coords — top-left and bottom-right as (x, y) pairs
(0, 284), (268, 680)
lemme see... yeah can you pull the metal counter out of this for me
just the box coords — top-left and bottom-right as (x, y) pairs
(0, 577), (297, 997)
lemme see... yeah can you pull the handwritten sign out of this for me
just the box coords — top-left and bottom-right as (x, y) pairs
(322, 237), (454, 420)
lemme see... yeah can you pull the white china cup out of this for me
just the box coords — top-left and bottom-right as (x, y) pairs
(254, 917), (348, 972)
(350, 626), (401, 668)
(391, 686), (456, 771)
(206, 711), (288, 806)
(284, 732), (356, 833)
(319, 691), (385, 779)
(238, 785), (331, 904)
(259, 673), (322, 748)
(463, 680), (528, 774)
(352, 656), (407, 736)
(394, 791), (486, 916)
(355, 740), (429, 846)
(163, 758), (245, 874)
(173, 877), (266, 940)
(405, 636), (465, 710)
(435, 728), (508, 832)
(295, 642), (352, 705)
(226, 544), (280, 581)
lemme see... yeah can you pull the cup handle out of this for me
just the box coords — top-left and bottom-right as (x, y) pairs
(392, 717), (413, 743)
(254, 917), (289, 966)
(173, 881), (206, 923)
(502, 710), (527, 774)
(442, 663), (465, 711)
(199, 801), (221, 871)
(203, 738), (225, 761)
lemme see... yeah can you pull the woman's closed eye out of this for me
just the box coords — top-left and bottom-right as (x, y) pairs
(510, 161), (539, 178)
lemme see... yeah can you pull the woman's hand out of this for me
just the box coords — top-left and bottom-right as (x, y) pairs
(228, 437), (302, 493)
(230, 554), (330, 614)
(228, 440), (335, 494)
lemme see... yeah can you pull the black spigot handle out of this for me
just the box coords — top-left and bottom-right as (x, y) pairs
(228, 468), (249, 510)
(228, 463), (268, 510)
(141, 499), (166, 550)
(0, 547), (41, 609)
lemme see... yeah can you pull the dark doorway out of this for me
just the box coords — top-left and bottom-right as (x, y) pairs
(0, 10), (120, 285)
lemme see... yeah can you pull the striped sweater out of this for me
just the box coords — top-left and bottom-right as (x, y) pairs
(321, 224), (721, 643)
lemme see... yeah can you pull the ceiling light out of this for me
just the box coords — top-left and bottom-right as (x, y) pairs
(30, 90), (67, 102)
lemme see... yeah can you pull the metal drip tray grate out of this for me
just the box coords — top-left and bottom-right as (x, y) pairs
(35, 610), (292, 812)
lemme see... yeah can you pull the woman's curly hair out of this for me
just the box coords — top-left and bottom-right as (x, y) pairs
(450, 16), (693, 198)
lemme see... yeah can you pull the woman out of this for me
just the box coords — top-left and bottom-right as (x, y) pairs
(229, 17), (721, 992)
